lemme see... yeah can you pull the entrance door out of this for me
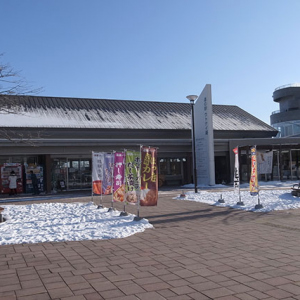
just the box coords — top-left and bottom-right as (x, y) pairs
(68, 159), (91, 189)
(281, 150), (291, 180)
(291, 150), (300, 180)
(158, 158), (186, 186)
(51, 158), (68, 191)
(214, 156), (230, 184)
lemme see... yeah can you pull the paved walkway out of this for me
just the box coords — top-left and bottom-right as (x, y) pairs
(1, 189), (300, 300)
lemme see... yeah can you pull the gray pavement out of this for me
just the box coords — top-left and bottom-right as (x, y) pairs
(1, 188), (300, 299)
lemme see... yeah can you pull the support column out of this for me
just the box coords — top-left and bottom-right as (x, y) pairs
(247, 146), (251, 183)
(45, 155), (52, 194)
(279, 145), (283, 181)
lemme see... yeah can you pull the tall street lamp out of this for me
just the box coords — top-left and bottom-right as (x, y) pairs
(186, 95), (198, 193)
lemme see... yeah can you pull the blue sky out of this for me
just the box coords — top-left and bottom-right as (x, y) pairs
(1, 0), (300, 124)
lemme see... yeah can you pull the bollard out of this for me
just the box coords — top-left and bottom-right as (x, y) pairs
(0, 207), (4, 223)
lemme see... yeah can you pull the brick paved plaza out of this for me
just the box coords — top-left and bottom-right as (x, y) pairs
(1, 189), (300, 300)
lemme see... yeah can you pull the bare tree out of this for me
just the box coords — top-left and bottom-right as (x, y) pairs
(0, 54), (43, 144)
(0, 53), (43, 114)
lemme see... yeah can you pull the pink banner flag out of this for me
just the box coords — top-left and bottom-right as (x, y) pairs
(113, 152), (125, 202)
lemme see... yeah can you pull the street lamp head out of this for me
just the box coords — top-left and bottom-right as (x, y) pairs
(186, 95), (198, 104)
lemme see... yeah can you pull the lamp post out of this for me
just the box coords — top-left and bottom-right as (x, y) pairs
(186, 95), (198, 193)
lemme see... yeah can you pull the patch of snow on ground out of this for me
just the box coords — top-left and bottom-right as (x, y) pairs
(0, 202), (153, 245)
(175, 182), (300, 212)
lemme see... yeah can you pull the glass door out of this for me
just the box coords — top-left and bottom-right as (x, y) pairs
(291, 150), (300, 180)
(281, 150), (291, 180)
(51, 158), (68, 191)
(68, 159), (91, 189)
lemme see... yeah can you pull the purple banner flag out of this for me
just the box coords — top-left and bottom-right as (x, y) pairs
(102, 153), (114, 195)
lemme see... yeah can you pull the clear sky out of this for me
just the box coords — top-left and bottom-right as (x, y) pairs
(1, 0), (300, 124)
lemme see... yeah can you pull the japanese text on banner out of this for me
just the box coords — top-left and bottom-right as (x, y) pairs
(125, 150), (140, 205)
(140, 146), (158, 206)
(250, 147), (259, 196)
(113, 152), (125, 202)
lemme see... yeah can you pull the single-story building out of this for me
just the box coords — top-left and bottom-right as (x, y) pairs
(1, 94), (297, 194)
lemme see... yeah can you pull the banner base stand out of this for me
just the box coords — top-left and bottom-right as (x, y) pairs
(255, 204), (263, 209)
(180, 190), (186, 198)
(236, 194), (244, 206)
(108, 207), (116, 212)
(133, 216), (143, 221)
(218, 194), (224, 203)
(119, 211), (128, 216)
(97, 205), (104, 209)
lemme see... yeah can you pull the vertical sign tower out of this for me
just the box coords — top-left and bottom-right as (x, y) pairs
(194, 84), (215, 186)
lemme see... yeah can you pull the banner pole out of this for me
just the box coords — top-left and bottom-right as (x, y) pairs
(238, 147), (240, 200)
(238, 165), (242, 205)
(97, 189), (103, 209)
(108, 152), (115, 212)
(98, 153), (104, 209)
(111, 151), (115, 210)
(92, 151), (94, 204)
(255, 180), (263, 209)
(235, 146), (244, 206)
(120, 149), (128, 216)
(120, 203), (127, 216)
(134, 145), (143, 221)
(256, 147), (263, 208)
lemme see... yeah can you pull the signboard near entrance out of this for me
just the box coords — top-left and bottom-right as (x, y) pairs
(194, 84), (215, 186)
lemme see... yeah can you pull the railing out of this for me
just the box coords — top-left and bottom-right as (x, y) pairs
(274, 83), (300, 91)
(272, 108), (300, 114)
(271, 110), (280, 115)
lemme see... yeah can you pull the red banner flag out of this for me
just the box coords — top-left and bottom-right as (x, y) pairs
(140, 146), (158, 206)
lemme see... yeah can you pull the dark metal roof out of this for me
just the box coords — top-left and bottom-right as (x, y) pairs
(0, 95), (277, 133)
(212, 105), (276, 131)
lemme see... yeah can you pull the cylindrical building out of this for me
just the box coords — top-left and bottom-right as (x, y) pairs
(271, 84), (300, 137)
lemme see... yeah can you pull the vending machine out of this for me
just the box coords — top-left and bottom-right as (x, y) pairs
(0, 163), (23, 194)
(25, 166), (44, 194)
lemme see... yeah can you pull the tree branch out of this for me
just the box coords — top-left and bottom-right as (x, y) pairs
(0, 54), (44, 144)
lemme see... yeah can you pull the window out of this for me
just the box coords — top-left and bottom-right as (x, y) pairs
(159, 158), (185, 176)
(159, 159), (167, 175)
(169, 158), (181, 175)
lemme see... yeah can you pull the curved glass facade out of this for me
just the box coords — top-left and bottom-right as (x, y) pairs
(273, 120), (300, 137)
